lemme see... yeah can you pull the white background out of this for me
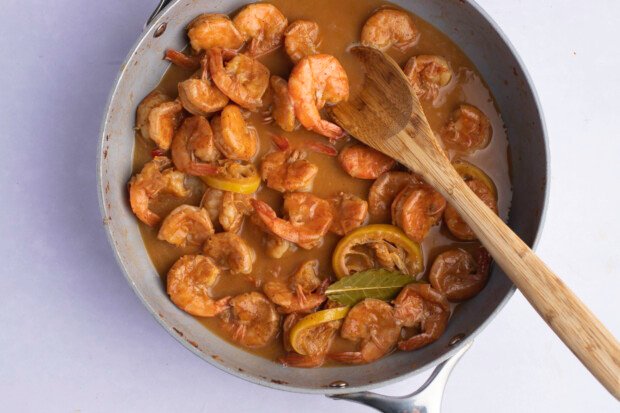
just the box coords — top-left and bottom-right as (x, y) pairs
(1, 0), (618, 411)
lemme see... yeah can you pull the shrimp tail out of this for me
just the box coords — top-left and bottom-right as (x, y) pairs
(279, 352), (325, 368)
(398, 333), (432, 351)
(315, 119), (346, 141)
(165, 49), (202, 70)
(270, 134), (290, 150)
(305, 141), (338, 156)
(329, 351), (364, 364)
(251, 199), (301, 244)
(188, 162), (220, 176)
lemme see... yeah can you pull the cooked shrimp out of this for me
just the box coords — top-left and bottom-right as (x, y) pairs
(187, 14), (246, 52)
(219, 191), (254, 233)
(280, 312), (340, 368)
(128, 156), (189, 227)
(444, 178), (498, 240)
(200, 188), (253, 233)
(263, 260), (327, 313)
(288, 54), (349, 140)
(403, 55), (452, 100)
(136, 90), (169, 140)
(440, 104), (492, 152)
(328, 192), (368, 235)
(200, 187), (224, 226)
(393, 284), (450, 351)
(178, 55), (229, 116)
(330, 299), (400, 364)
(171, 116), (221, 176)
(167, 255), (229, 317)
(429, 247), (491, 302)
(210, 104), (258, 161)
(203, 232), (256, 275)
(392, 184), (446, 242)
(208, 48), (270, 111)
(265, 234), (296, 259)
(361, 9), (419, 52)
(270, 76), (296, 132)
(136, 91), (183, 150)
(158, 205), (214, 247)
(251, 192), (333, 249)
(368, 171), (424, 221)
(220, 292), (280, 348)
(233, 3), (288, 57)
(338, 144), (396, 179)
(284, 20), (321, 63)
(260, 149), (318, 193)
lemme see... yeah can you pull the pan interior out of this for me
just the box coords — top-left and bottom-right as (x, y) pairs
(98, 0), (547, 394)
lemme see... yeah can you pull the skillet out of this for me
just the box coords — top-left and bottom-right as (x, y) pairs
(97, 0), (549, 410)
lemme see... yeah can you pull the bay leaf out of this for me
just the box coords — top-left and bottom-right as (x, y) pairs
(326, 269), (414, 306)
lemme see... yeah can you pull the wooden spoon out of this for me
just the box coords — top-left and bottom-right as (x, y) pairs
(328, 45), (620, 398)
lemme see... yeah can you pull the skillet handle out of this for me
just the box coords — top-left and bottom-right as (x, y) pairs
(329, 341), (472, 413)
(146, 0), (174, 28)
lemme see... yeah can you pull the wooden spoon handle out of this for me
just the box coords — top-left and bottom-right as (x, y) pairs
(447, 169), (619, 398)
(390, 124), (620, 398)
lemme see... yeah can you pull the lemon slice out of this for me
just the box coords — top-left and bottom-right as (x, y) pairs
(453, 161), (497, 198)
(332, 224), (423, 279)
(289, 307), (350, 355)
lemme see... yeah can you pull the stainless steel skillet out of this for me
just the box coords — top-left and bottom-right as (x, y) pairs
(97, 0), (549, 411)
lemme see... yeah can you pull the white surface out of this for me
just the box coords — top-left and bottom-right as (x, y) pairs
(0, 0), (618, 411)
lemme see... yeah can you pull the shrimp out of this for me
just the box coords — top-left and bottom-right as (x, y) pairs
(167, 255), (230, 317)
(392, 184), (446, 242)
(265, 234), (296, 259)
(220, 191), (253, 233)
(187, 14), (246, 52)
(269, 76), (296, 132)
(136, 90), (183, 150)
(260, 149), (318, 193)
(251, 192), (333, 249)
(330, 299), (401, 364)
(403, 55), (452, 101)
(220, 292), (280, 348)
(171, 116), (221, 176)
(211, 104), (258, 161)
(444, 178), (498, 240)
(338, 144), (396, 179)
(232, 3), (288, 57)
(393, 284), (450, 351)
(157, 205), (214, 247)
(328, 192), (369, 235)
(200, 188), (253, 233)
(429, 247), (491, 302)
(128, 156), (189, 227)
(203, 232), (256, 275)
(280, 312), (340, 368)
(288, 54), (349, 140)
(178, 55), (230, 116)
(200, 187), (224, 227)
(284, 20), (321, 63)
(263, 260), (327, 313)
(361, 9), (419, 52)
(208, 48), (270, 111)
(368, 171), (424, 221)
(440, 104), (492, 152)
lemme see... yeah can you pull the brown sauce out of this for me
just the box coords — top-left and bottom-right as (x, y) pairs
(132, 0), (512, 363)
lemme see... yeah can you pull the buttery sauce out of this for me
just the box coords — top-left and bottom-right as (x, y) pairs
(132, 0), (512, 362)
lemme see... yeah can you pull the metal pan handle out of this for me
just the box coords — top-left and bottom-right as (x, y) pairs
(146, 0), (174, 28)
(329, 341), (472, 413)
